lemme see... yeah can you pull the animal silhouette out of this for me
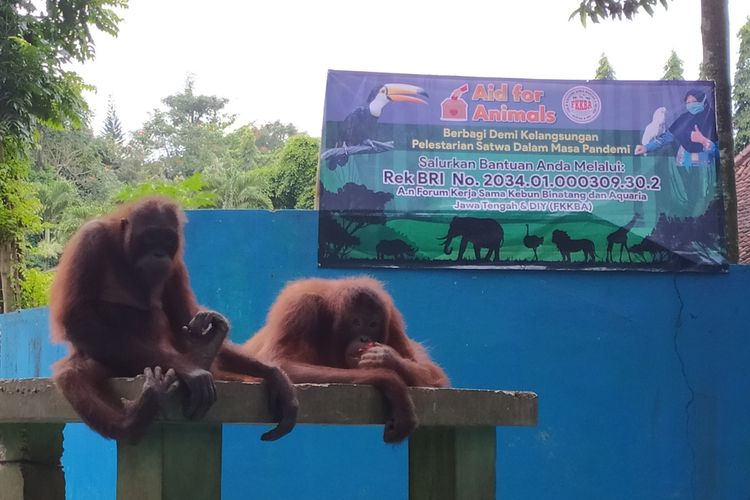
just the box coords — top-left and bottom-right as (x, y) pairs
(376, 239), (416, 260)
(605, 215), (640, 263)
(551, 230), (596, 263)
(630, 238), (668, 263)
(523, 224), (544, 261)
(629, 243), (647, 262)
(440, 217), (504, 262)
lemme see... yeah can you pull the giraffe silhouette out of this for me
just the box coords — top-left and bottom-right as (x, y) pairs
(523, 224), (544, 261)
(605, 215), (640, 263)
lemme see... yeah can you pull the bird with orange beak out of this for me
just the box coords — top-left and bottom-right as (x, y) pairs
(335, 83), (428, 155)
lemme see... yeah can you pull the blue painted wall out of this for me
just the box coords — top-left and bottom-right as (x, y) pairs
(1, 209), (749, 499)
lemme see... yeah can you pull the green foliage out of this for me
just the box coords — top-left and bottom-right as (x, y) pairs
(98, 131), (123, 172)
(0, 139), (43, 243)
(113, 172), (217, 208)
(204, 165), (272, 209)
(5, 60), (312, 306)
(136, 78), (234, 179)
(661, 50), (685, 80)
(264, 135), (320, 209)
(24, 178), (114, 270)
(163, 76), (232, 127)
(34, 127), (122, 200)
(26, 237), (63, 270)
(0, 1), (126, 310)
(224, 125), (259, 170)
(55, 200), (113, 242)
(27, 178), (79, 268)
(0, 1), (125, 143)
(571, 0), (670, 25)
(255, 121), (299, 153)
(26, 126), (125, 269)
(112, 137), (157, 183)
(19, 267), (54, 308)
(296, 184), (316, 210)
(734, 17), (750, 154)
(594, 53), (616, 80)
(34, 178), (79, 224)
(45, 0), (127, 62)
(18, 78), (311, 277)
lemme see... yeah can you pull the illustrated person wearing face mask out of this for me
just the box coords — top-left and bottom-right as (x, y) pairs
(634, 89), (718, 168)
(633, 88), (720, 224)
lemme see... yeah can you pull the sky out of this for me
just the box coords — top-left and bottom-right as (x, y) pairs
(70, 0), (750, 137)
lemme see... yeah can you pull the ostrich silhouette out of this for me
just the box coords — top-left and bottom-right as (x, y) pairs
(523, 224), (544, 261)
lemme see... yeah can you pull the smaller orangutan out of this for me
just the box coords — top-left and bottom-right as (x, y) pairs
(50, 197), (298, 442)
(242, 276), (449, 443)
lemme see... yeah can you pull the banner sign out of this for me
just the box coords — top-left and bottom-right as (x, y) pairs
(318, 70), (727, 271)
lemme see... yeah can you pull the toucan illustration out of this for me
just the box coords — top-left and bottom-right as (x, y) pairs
(323, 83), (428, 169)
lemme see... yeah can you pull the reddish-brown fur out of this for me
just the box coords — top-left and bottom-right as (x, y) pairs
(242, 276), (449, 442)
(50, 197), (297, 441)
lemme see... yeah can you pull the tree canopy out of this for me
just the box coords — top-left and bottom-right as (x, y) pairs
(571, 0), (671, 25)
(594, 53), (616, 80)
(734, 17), (750, 154)
(263, 135), (319, 209)
(0, 1), (126, 142)
(661, 50), (685, 80)
(0, 0), (126, 311)
(22, 73), (313, 297)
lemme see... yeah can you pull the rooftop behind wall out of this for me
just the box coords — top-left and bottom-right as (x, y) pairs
(1, 209), (748, 499)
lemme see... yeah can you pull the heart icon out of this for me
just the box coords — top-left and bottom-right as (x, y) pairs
(449, 109), (458, 116)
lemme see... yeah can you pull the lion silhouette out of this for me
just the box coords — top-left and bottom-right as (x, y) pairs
(551, 229), (596, 263)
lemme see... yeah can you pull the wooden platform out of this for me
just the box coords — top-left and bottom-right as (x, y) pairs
(0, 378), (537, 500)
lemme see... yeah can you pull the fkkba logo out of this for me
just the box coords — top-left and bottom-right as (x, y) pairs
(561, 86), (601, 124)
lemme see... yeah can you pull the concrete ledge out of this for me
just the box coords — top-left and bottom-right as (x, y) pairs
(0, 378), (537, 427)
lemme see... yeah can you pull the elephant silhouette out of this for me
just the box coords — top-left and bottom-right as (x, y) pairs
(440, 217), (504, 261)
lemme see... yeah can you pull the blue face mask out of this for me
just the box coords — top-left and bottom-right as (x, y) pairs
(686, 101), (705, 115)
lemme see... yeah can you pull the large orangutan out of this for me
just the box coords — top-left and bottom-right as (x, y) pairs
(50, 197), (298, 442)
(242, 276), (449, 443)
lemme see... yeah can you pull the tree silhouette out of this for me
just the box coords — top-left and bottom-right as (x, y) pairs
(319, 212), (360, 260)
(102, 96), (124, 145)
(319, 183), (394, 261)
(320, 182), (393, 235)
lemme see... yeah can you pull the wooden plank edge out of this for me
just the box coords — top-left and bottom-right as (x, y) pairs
(0, 378), (537, 427)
